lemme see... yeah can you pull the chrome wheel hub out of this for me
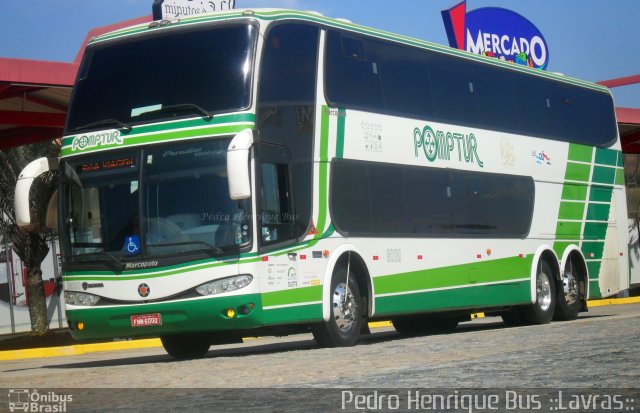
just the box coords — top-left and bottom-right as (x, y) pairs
(537, 272), (552, 312)
(563, 271), (579, 306)
(332, 282), (358, 332)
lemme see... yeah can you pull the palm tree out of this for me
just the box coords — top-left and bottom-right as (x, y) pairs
(0, 140), (60, 335)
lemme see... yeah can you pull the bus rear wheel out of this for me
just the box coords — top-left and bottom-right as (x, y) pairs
(312, 268), (364, 347)
(522, 260), (556, 324)
(161, 334), (211, 359)
(554, 258), (582, 321)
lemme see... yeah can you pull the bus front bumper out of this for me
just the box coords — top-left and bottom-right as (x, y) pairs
(65, 293), (264, 341)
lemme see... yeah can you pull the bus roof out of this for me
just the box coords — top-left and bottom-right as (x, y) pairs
(89, 8), (608, 94)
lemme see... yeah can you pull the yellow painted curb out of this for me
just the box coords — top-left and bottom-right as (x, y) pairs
(0, 339), (161, 362)
(367, 321), (392, 329)
(587, 296), (640, 307)
(1, 298), (637, 361)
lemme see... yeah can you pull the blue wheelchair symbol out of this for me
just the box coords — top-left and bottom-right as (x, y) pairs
(124, 235), (141, 255)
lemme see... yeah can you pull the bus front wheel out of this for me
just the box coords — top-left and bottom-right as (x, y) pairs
(161, 334), (211, 360)
(312, 267), (365, 347)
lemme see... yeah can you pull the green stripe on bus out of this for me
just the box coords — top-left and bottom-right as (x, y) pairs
(262, 285), (322, 307)
(567, 144), (593, 163)
(373, 255), (532, 295)
(553, 241), (574, 258)
(61, 124), (251, 156)
(582, 242), (605, 260)
(61, 113), (255, 148)
(589, 186), (613, 203)
(336, 108), (346, 158)
(262, 303), (322, 324)
(564, 162), (591, 182)
(555, 221), (582, 239)
(586, 261), (601, 280)
(561, 184), (588, 201)
(591, 166), (616, 185)
(594, 148), (619, 166)
(315, 106), (331, 236)
(375, 280), (530, 315)
(588, 279), (602, 299)
(615, 168), (625, 186)
(585, 203), (611, 222)
(583, 222), (608, 240)
(617, 152), (624, 167)
(557, 202), (585, 220)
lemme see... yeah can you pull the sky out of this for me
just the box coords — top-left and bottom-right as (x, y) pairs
(1, 0), (638, 107)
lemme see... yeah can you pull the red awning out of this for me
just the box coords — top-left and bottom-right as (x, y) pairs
(0, 15), (151, 149)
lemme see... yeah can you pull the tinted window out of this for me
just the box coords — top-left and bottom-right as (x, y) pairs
(450, 171), (534, 236)
(429, 53), (479, 125)
(329, 160), (371, 234)
(258, 23), (319, 239)
(324, 30), (617, 147)
(330, 158), (534, 238)
(378, 42), (434, 118)
(68, 24), (256, 132)
(325, 31), (384, 110)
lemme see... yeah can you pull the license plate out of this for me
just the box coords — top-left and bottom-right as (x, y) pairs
(131, 313), (162, 327)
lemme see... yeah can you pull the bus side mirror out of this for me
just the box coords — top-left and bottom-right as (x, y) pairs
(15, 157), (59, 227)
(227, 129), (254, 200)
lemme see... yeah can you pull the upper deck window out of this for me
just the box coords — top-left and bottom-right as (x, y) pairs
(67, 23), (256, 133)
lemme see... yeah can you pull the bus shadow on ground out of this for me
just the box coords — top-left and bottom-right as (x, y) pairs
(25, 313), (611, 371)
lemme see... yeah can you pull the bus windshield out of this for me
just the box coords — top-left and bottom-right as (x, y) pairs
(61, 138), (250, 264)
(66, 23), (256, 133)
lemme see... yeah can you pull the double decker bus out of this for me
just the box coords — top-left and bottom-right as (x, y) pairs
(15, 9), (627, 358)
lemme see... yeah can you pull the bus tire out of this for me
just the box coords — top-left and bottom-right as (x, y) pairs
(312, 267), (364, 347)
(554, 257), (582, 321)
(161, 334), (210, 359)
(522, 260), (556, 325)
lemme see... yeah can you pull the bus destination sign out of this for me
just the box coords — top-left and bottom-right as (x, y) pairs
(152, 0), (235, 21)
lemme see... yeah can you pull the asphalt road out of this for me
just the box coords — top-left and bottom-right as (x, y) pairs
(1, 303), (639, 412)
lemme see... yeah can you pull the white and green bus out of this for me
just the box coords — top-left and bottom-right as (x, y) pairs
(16, 9), (628, 358)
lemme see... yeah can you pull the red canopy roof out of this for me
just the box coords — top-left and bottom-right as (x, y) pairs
(0, 16), (150, 149)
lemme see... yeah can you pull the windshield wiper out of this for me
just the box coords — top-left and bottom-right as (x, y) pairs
(73, 118), (132, 133)
(136, 103), (214, 120)
(151, 241), (224, 256)
(75, 251), (126, 271)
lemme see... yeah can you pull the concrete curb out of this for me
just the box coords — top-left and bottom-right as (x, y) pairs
(2, 297), (639, 361)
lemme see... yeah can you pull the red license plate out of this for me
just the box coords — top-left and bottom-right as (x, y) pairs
(131, 313), (162, 327)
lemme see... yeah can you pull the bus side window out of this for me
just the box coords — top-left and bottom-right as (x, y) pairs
(259, 162), (295, 246)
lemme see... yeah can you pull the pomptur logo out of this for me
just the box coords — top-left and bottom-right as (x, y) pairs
(71, 130), (122, 152)
(413, 124), (484, 167)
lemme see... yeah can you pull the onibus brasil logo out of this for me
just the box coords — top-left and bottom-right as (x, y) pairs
(71, 130), (122, 152)
(8, 389), (72, 412)
(413, 124), (483, 167)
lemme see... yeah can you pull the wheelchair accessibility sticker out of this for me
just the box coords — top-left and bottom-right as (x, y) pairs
(124, 235), (141, 256)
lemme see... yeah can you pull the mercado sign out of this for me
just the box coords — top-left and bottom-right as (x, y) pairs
(441, 1), (549, 70)
(153, 0), (235, 20)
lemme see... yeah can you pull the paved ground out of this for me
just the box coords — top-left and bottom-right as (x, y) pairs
(1, 304), (638, 412)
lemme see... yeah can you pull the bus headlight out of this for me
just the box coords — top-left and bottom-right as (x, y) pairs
(196, 275), (253, 296)
(65, 291), (101, 306)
